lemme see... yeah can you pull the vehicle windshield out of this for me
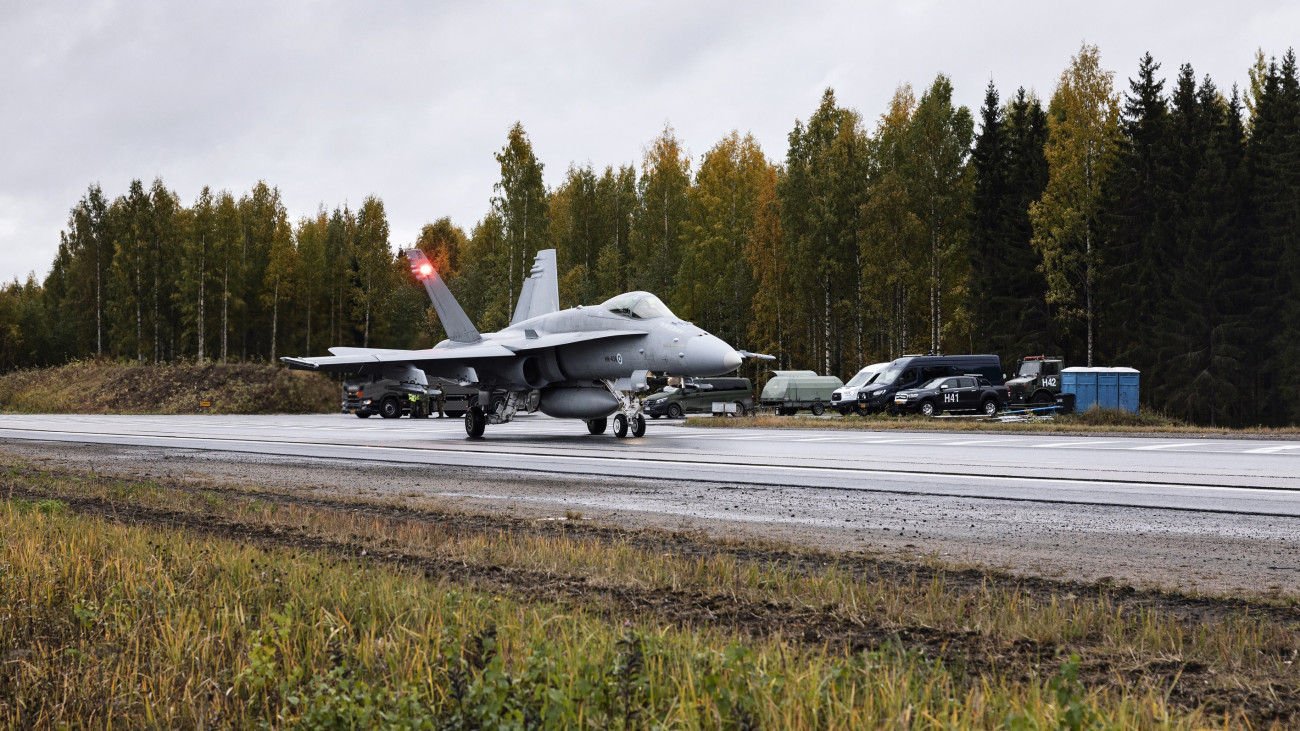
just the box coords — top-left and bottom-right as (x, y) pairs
(845, 368), (880, 388)
(660, 386), (679, 394)
(1017, 361), (1041, 377)
(601, 292), (675, 319)
(877, 366), (905, 386)
(921, 377), (948, 389)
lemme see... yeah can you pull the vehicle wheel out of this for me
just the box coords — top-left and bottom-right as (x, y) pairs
(666, 403), (683, 419)
(586, 417), (607, 435)
(464, 406), (486, 438)
(650, 414), (661, 420)
(631, 414), (646, 437)
(613, 413), (629, 438)
(733, 401), (747, 418)
(919, 400), (938, 417)
(379, 397), (401, 419)
(811, 402), (825, 416)
(447, 410), (466, 419)
(354, 412), (370, 419)
(981, 399), (999, 417)
(489, 395), (506, 415)
(1030, 390), (1054, 407)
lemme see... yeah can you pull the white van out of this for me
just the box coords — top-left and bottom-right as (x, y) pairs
(829, 362), (890, 414)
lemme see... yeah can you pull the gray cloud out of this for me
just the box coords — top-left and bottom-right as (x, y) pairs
(2, 0), (1296, 282)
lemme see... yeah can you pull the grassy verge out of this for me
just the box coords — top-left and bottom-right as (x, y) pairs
(0, 360), (336, 414)
(689, 408), (1300, 437)
(3, 463), (1298, 727)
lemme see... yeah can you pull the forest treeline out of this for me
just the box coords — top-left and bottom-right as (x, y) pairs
(2, 44), (1298, 426)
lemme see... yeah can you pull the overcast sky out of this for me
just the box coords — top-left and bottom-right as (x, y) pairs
(2, 1), (1296, 283)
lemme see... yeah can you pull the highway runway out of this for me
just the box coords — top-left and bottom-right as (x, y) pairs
(1, 413), (1298, 515)
(3, 413), (1299, 592)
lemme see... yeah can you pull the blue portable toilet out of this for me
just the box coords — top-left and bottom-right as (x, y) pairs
(1062, 367), (1140, 413)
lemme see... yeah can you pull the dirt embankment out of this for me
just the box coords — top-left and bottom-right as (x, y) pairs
(0, 360), (337, 414)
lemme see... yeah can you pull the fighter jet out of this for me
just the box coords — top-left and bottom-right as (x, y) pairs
(282, 248), (771, 438)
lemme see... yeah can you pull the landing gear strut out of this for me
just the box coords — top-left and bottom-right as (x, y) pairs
(602, 375), (649, 439)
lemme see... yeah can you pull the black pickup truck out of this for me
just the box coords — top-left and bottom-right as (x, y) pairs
(892, 375), (1009, 417)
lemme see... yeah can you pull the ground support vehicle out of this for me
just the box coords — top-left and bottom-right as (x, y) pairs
(759, 370), (843, 416)
(830, 362), (889, 415)
(644, 378), (753, 419)
(343, 373), (430, 419)
(893, 375), (1009, 417)
(855, 354), (1004, 414)
(1006, 355), (1064, 408)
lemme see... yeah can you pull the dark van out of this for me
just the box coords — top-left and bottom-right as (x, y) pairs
(855, 354), (1004, 414)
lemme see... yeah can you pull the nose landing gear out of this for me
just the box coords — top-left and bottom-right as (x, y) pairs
(602, 374), (649, 439)
(611, 412), (647, 438)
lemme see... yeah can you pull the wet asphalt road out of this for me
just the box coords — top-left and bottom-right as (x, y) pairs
(1, 412), (1298, 517)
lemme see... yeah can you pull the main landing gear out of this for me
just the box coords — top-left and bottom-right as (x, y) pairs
(464, 390), (525, 439)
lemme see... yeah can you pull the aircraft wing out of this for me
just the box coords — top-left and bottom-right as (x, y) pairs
(282, 342), (517, 373)
(504, 329), (648, 353)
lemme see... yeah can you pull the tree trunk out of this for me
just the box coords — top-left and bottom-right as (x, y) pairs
(270, 281), (278, 362)
(198, 235), (205, 363)
(135, 239), (143, 363)
(221, 263), (229, 364)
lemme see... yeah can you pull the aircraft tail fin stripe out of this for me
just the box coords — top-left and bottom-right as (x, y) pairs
(405, 249), (481, 343)
(510, 249), (559, 325)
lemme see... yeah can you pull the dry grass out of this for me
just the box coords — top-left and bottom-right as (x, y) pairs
(4, 461), (1299, 727)
(0, 360), (337, 414)
(690, 409), (1300, 438)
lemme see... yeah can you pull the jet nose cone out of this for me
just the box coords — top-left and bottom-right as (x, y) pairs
(723, 350), (743, 371)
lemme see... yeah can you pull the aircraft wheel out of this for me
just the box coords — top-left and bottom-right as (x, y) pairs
(586, 417), (607, 435)
(630, 414), (646, 438)
(464, 406), (486, 438)
(612, 413), (629, 438)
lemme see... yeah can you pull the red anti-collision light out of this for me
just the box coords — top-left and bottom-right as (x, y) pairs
(418, 263), (433, 277)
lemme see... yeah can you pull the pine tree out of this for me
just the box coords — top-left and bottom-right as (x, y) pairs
(1246, 50), (1300, 423)
(1102, 52), (1171, 377)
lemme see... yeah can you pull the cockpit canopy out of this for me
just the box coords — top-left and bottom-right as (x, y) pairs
(601, 292), (675, 320)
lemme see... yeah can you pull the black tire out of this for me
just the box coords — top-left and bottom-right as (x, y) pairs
(446, 410), (466, 419)
(733, 401), (747, 417)
(354, 412), (371, 419)
(1029, 390), (1054, 407)
(613, 413), (629, 438)
(586, 417), (608, 435)
(981, 399), (999, 417)
(666, 403), (683, 419)
(631, 414), (646, 437)
(489, 395), (506, 416)
(464, 406), (486, 438)
(379, 397), (401, 419)
(919, 400), (938, 417)
(811, 402), (825, 416)
(650, 414), (661, 420)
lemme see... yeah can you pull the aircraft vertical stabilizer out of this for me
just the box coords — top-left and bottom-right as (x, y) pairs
(405, 249), (481, 343)
(510, 249), (560, 325)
